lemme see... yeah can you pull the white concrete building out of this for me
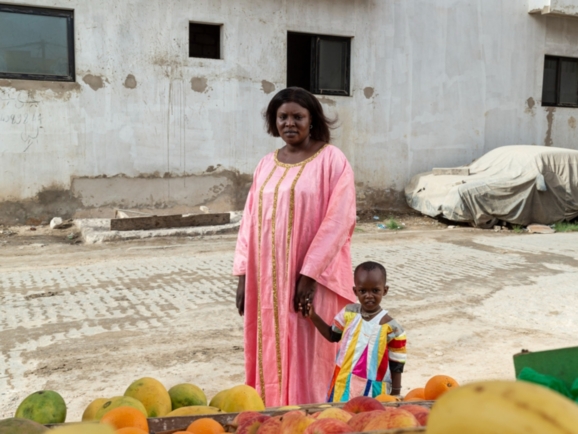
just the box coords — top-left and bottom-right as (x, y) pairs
(1, 0), (578, 224)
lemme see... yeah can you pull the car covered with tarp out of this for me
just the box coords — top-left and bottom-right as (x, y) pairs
(405, 145), (578, 228)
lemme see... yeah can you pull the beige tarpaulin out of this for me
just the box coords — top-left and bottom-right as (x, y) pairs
(405, 145), (578, 228)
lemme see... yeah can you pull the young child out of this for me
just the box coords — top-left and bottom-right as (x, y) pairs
(301, 261), (407, 401)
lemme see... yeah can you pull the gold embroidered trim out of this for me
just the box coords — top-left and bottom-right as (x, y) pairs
(285, 164), (306, 281)
(274, 144), (329, 168)
(271, 167), (290, 392)
(257, 165), (277, 403)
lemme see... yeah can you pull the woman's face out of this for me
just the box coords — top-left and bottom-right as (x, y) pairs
(276, 102), (312, 146)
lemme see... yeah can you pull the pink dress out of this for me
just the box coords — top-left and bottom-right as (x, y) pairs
(233, 144), (357, 407)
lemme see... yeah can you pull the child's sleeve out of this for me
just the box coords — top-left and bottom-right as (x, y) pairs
(331, 307), (347, 335)
(386, 319), (407, 373)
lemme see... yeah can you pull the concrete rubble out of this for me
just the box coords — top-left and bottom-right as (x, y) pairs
(75, 211), (243, 244)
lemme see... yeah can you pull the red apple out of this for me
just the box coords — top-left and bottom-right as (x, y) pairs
(233, 411), (266, 426)
(363, 407), (419, 430)
(237, 415), (270, 434)
(347, 410), (386, 431)
(342, 396), (384, 413)
(399, 404), (430, 426)
(280, 412), (315, 434)
(256, 415), (282, 433)
(316, 408), (352, 423)
(303, 418), (354, 434)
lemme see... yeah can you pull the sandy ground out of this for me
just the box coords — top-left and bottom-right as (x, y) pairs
(1, 216), (578, 421)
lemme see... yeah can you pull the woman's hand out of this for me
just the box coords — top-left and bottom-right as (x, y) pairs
(236, 275), (246, 316)
(294, 275), (317, 316)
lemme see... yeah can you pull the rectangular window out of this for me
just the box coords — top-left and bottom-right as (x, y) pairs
(0, 4), (75, 82)
(287, 32), (351, 96)
(189, 23), (221, 59)
(542, 55), (578, 107)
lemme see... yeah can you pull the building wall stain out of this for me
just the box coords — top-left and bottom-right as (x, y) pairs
(545, 107), (556, 146)
(261, 80), (276, 94)
(124, 74), (138, 89)
(82, 74), (106, 91)
(363, 87), (375, 99)
(191, 77), (208, 93)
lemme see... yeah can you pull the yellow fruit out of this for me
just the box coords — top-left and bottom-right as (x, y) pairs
(168, 383), (207, 410)
(277, 405), (302, 410)
(208, 389), (230, 410)
(49, 423), (115, 434)
(166, 406), (222, 417)
(220, 385), (265, 413)
(124, 377), (172, 417)
(82, 398), (108, 421)
(94, 396), (147, 420)
(428, 380), (578, 434)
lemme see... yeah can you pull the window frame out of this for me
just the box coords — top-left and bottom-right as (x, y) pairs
(542, 55), (578, 108)
(286, 31), (352, 97)
(188, 22), (222, 60)
(310, 35), (351, 96)
(0, 3), (75, 82)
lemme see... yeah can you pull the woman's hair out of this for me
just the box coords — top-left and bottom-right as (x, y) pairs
(264, 87), (337, 143)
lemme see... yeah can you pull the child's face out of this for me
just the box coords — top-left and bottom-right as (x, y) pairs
(353, 269), (388, 313)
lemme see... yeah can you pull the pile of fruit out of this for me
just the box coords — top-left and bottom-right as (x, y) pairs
(4, 373), (578, 433)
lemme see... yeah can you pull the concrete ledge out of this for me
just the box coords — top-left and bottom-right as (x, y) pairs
(76, 212), (242, 244)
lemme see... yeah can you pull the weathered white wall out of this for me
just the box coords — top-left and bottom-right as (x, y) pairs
(530, 0), (578, 16)
(2, 0), (578, 223)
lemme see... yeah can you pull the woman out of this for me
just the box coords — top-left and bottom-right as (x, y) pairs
(233, 87), (357, 406)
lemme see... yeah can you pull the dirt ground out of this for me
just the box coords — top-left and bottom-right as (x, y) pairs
(1, 216), (577, 421)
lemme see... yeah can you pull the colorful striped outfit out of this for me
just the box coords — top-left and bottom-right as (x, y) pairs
(327, 304), (407, 402)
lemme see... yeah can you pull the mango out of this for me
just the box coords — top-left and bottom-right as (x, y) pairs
(220, 385), (265, 413)
(82, 398), (108, 421)
(209, 389), (229, 410)
(94, 396), (147, 420)
(50, 423), (115, 434)
(124, 377), (171, 417)
(168, 383), (207, 410)
(166, 406), (222, 417)
(0, 418), (47, 434)
(15, 390), (66, 424)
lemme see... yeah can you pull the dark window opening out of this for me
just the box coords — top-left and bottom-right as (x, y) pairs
(542, 55), (578, 107)
(287, 32), (351, 96)
(0, 4), (75, 82)
(189, 23), (221, 59)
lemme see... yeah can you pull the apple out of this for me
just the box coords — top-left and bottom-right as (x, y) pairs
(347, 410), (386, 431)
(363, 407), (419, 430)
(237, 415), (270, 434)
(342, 396), (384, 413)
(303, 418), (354, 434)
(280, 413), (315, 434)
(399, 404), (430, 426)
(315, 408), (352, 423)
(256, 415), (282, 433)
(233, 411), (268, 427)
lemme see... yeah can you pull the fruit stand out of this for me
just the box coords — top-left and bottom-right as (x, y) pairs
(145, 400), (433, 433)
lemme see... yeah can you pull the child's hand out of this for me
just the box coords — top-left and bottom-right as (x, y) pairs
(298, 300), (315, 318)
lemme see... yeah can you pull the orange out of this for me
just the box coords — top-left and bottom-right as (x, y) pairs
(186, 418), (225, 433)
(100, 406), (149, 431)
(375, 394), (399, 402)
(403, 387), (426, 401)
(424, 375), (459, 400)
(115, 429), (148, 434)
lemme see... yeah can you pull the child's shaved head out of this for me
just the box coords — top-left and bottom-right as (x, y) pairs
(354, 261), (387, 284)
